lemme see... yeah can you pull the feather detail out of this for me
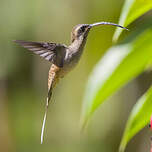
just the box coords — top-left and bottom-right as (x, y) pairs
(14, 40), (67, 63)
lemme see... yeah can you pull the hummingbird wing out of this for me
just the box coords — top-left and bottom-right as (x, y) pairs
(14, 40), (67, 64)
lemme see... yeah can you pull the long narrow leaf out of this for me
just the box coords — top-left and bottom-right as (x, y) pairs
(113, 0), (152, 42)
(81, 28), (152, 129)
(119, 86), (152, 152)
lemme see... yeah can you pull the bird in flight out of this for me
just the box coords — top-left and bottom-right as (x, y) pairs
(14, 21), (128, 144)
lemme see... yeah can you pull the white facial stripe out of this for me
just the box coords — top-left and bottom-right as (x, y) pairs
(75, 26), (81, 32)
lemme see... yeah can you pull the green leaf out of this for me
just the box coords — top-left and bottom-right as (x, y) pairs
(81, 28), (152, 129)
(119, 86), (152, 152)
(113, 0), (152, 42)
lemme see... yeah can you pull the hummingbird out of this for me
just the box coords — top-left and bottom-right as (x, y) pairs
(14, 21), (128, 144)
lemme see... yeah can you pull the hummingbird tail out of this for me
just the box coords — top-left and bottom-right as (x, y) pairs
(41, 87), (53, 144)
(40, 64), (60, 144)
(41, 101), (47, 144)
(41, 94), (52, 144)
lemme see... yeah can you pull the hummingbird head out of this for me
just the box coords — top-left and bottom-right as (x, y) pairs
(71, 22), (128, 43)
(71, 24), (91, 43)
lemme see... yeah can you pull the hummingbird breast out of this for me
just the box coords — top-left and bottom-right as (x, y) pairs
(58, 50), (81, 77)
(56, 36), (88, 78)
(61, 46), (85, 77)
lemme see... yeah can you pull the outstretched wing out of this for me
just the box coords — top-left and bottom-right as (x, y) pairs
(14, 40), (67, 63)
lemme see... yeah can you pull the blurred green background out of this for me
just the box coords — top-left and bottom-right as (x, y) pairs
(0, 0), (151, 152)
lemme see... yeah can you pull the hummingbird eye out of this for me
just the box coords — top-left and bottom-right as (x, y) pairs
(77, 26), (86, 35)
(80, 26), (86, 32)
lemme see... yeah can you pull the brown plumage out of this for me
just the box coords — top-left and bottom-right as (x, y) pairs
(14, 21), (128, 144)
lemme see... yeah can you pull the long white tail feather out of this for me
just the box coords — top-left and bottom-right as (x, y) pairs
(41, 97), (49, 144)
(40, 65), (58, 144)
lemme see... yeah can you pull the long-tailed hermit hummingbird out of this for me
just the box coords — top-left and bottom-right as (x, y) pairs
(14, 21), (128, 144)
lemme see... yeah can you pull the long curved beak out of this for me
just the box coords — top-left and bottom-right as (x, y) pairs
(90, 22), (128, 31)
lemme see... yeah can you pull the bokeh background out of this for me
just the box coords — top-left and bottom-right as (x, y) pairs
(0, 0), (151, 152)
